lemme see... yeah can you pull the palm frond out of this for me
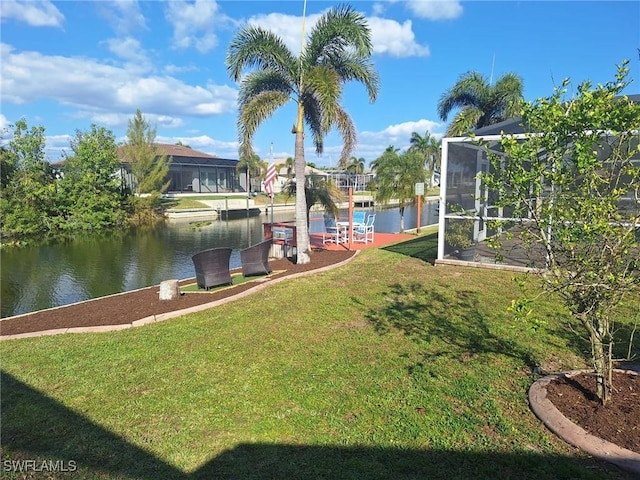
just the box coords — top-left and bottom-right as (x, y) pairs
(226, 26), (297, 82)
(304, 5), (373, 65)
(238, 70), (294, 106)
(237, 91), (290, 158)
(305, 65), (342, 133)
(301, 96), (324, 154)
(327, 53), (379, 102)
(437, 71), (488, 121)
(446, 107), (482, 137)
(333, 106), (356, 168)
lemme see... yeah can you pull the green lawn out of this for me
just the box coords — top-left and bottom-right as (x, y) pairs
(1, 234), (636, 479)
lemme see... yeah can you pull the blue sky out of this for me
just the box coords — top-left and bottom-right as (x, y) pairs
(1, 0), (638, 166)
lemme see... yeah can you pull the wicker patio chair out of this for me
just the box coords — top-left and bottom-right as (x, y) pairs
(240, 238), (273, 277)
(191, 247), (233, 290)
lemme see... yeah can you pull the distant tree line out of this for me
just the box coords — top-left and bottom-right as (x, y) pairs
(0, 110), (170, 247)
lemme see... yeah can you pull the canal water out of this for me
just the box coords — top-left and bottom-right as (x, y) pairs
(1, 202), (438, 317)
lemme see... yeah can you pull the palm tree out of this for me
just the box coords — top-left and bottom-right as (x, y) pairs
(437, 71), (524, 137)
(370, 145), (399, 172)
(346, 156), (365, 190)
(408, 130), (440, 186)
(236, 152), (261, 195)
(226, 5), (379, 263)
(373, 149), (425, 232)
(284, 157), (295, 178)
(283, 174), (343, 229)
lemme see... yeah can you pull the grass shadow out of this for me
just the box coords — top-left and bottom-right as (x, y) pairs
(2, 371), (626, 479)
(382, 232), (438, 264)
(1, 370), (185, 479)
(364, 281), (537, 369)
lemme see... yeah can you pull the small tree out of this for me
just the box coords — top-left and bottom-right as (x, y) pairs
(56, 125), (126, 231)
(0, 119), (56, 241)
(482, 62), (640, 405)
(374, 149), (425, 232)
(122, 109), (171, 195)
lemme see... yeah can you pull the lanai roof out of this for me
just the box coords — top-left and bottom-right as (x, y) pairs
(471, 94), (640, 137)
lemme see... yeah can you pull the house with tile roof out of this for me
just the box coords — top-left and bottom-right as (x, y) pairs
(119, 143), (247, 194)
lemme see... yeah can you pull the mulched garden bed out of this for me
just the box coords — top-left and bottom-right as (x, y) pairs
(0, 249), (354, 336)
(545, 370), (640, 454)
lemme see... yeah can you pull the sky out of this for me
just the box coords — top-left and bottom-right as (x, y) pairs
(1, 0), (639, 166)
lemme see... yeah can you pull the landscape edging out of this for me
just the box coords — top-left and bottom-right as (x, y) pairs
(0, 251), (360, 341)
(528, 369), (640, 475)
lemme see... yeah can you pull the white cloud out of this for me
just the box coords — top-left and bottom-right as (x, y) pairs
(372, 3), (387, 17)
(44, 134), (74, 160)
(157, 134), (239, 158)
(164, 63), (200, 75)
(247, 11), (428, 59)
(368, 17), (429, 57)
(362, 119), (443, 146)
(0, 114), (10, 134)
(165, 0), (233, 53)
(0, 0), (64, 27)
(405, 0), (463, 20)
(76, 112), (131, 128)
(96, 0), (147, 36)
(246, 12), (322, 56)
(1, 44), (238, 125)
(103, 37), (153, 73)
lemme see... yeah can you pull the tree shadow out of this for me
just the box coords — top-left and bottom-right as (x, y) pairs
(363, 282), (537, 369)
(1, 371), (630, 479)
(382, 233), (438, 264)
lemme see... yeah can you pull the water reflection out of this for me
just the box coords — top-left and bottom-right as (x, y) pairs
(1, 202), (438, 317)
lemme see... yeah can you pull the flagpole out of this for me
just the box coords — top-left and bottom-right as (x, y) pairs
(270, 143), (274, 224)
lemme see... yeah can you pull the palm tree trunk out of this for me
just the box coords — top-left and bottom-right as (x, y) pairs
(294, 128), (310, 264)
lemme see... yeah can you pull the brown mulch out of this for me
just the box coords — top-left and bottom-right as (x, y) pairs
(0, 249), (355, 337)
(2, 247), (638, 461)
(546, 370), (640, 454)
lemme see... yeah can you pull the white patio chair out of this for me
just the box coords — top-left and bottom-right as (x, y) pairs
(322, 215), (344, 244)
(352, 211), (366, 226)
(354, 213), (375, 243)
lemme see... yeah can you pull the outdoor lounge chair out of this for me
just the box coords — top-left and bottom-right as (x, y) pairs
(240, 238), (273, 277)
(192, 247), (233, 290)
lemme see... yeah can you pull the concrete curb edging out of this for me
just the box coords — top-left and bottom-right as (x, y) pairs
(528, 369), (640, 475)
(1, 251), (360, 341)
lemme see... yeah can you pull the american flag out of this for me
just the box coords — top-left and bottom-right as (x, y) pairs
(264, 162), (277, 196)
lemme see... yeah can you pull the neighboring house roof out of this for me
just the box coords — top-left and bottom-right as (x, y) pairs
(155, 143), (220, 159)
(118, 143), (240, 168)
